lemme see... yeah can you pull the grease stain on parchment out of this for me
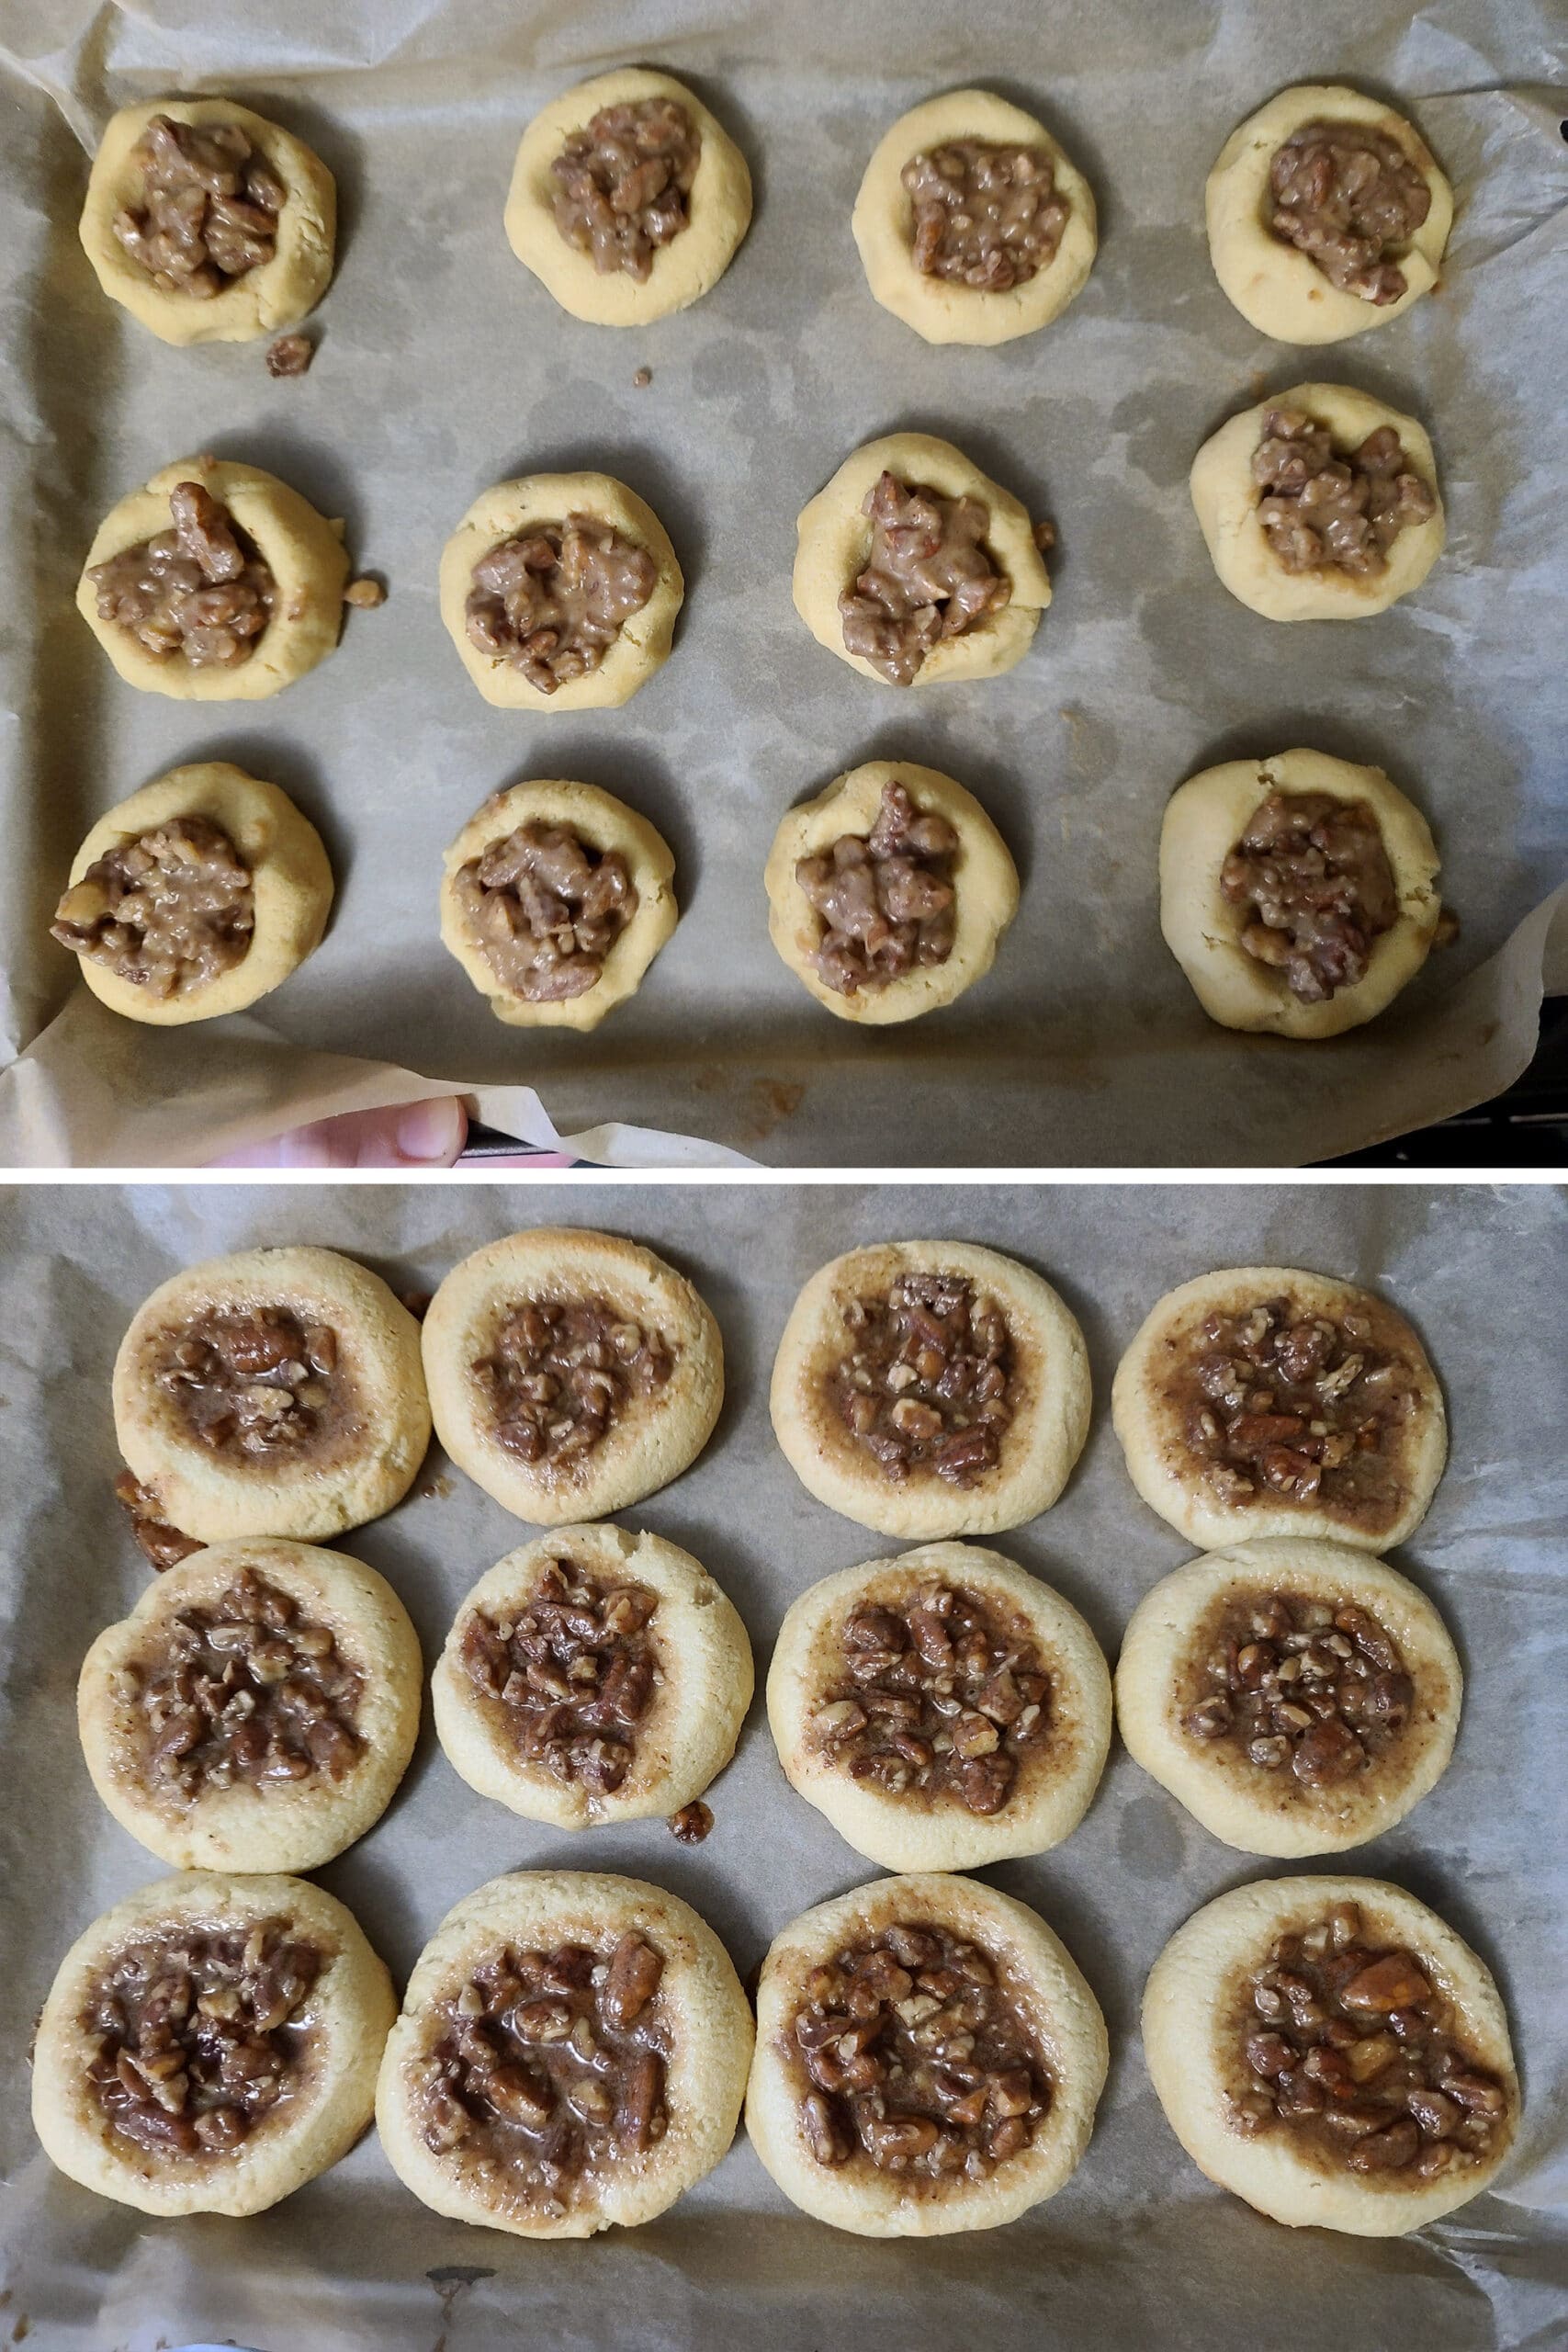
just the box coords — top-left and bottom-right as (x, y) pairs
(1117, 1792), (1188, 1878)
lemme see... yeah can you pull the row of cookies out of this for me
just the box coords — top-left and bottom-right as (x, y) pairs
(51, 737), (1447, 1047)
(71, 380), (1445, 718)
(107, 1229), (1450, 1552)
(78, 77), (1452, 352)
(38, 1791), (1515, 2236)
(78, 1502), (1461, 1883)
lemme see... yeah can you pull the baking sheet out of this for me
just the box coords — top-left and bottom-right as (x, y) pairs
(0, 1178), (1564, 2348)
(0, 0), (1565, 1169)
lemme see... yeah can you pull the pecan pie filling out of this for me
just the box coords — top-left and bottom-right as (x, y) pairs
(456, 822), (638, 1003)
(1167, 1296), (1418, 1515)
(90, 481), (277, 669)
(840, 472), (1011, 686)
(1180, 1589), (1413, 1787)
(812, 1582), (1050, 1816)
(113, 113), (286, 299)
(1231, 1903), (1507, 2179)
(795, 781), (959, 996)
(82, 1918), (321, 2157)
(465, 515), (657, 693)
(551, 97), (701, 280)
(1253, 409), (1437, 579)
(51, 816), (255, 999)
(125, 1565), (364, 1798)
(472, 1296), (673, 1471)
(903, 141), (1068, 290)
(1267, 120), (1432, 305)
(461, 1558), (659, 1797)
(791, 1924), (1050, 2179)
(155, 1307), (344, 1459)
(1221, 791), (1399, 1003)
(829, 1273), (1018, 1487)
(417, 1932), (669, 2206)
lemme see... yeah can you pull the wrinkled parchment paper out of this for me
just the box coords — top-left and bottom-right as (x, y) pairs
(0, 1180), (1564, 2348)
(0, 0), (1565, 1168)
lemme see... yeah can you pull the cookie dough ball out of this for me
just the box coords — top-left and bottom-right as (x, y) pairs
(376, 1870), (752, 2236)
(1115, 1540), (1461, 1857)
(795, 432), (1051, 687)
(1190, 383), (1443, 622)
(1160, 749), (1442, 1039)
(439, 472), (682, 711)
(764, 760), (1018, 1024)
(1111, 1268), (1446, 1553)
(79, 97), (335, 346)
(113, 1247), (431, 1545)
(434, 1525), (752, 1830)
(747, 1872), (1106, 2236)
(423, 1228), (723, 1525)
(32, 1871), (392, 2216)
(1207, 86), (1451, 345)
(768, 1542), (1110, 1872)
(1143, 1876), (1517, 2234)
(504, 68), (751, 326)
(51, 763), (333, 1027)
(78, 455), (349, 700)
(854, 87), (1097, 346)
(440, 779), (677, 1033)
(78, 1538), (423, 1872)
(771, 1241), (1090, 1540)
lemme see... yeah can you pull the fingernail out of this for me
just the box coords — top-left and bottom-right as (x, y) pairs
(395, 1098), (461, 1162)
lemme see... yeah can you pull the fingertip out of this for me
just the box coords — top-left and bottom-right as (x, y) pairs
(386, 1096), (468, 1166)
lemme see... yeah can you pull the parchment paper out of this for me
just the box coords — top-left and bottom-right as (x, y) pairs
(0, 0), (1565, 1169)
(0, 1179), (1564, 2348)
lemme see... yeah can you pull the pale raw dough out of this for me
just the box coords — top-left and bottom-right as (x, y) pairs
(113, 1247), (431, 1544)
(1206, 85), (1452, 345)
(746, 1871), (1107, 2236)
(78, 1537), (423, 1872)
(31, 1871), (392, 2216)
(438, 472), (683, 710)
(1115, 1539), (1461, 1857)
(1111, 1266), (1447, 1552)
(764, 759), (1019, 1024)
(422, 1227), (724, 1525)
(770, 1240), (1090, 1539)
(1143, 1874), (1518, 2234)
(57, 763), (333, 1026)
(1159, 748), (1442, 1039)
(853, 88), (1098, 345)
(504, 68), (752, 326)
(433, 1523), (752, 1829)
(78, 96), (336, 346)
(78, 454), (349, 700)
(376, 1870), (753, 2235)
(794, 431), (1052, 686)
(767, 1541), (1111, 1871)
(440, 778), (677, 1031)
(1190, 382), (1444, 621)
